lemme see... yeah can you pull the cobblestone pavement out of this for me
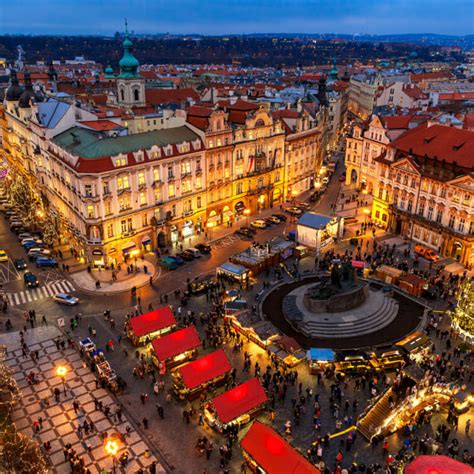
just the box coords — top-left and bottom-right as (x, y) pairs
(0, 326), (165, 474)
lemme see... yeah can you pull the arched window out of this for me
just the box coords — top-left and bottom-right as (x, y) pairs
(134, 88), (140, 102)
(120, 88), (125, 102)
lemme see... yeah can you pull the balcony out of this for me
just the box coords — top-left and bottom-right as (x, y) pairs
(117, 187), (131, 195)
(181, 171), (192, 178)
(196, 167), (203, 175)
(183, 209), (194, 217)
(86, 238), (103, 246)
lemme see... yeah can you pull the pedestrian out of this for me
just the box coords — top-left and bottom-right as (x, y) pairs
(156, 403), (164, 419)
(142, 417), (149, 429)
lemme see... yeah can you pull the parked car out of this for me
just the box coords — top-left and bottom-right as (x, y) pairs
(240, 226), (256, 234)
(0, 250), (8, 262)
(157, 257), (178, 270)
(184, 247), (202, 258)
(36, 257), (58, 268)
(414, 245), (439, 262)
(23, 240), (44, 249)
(285, 207), (303, 216)
(14, 258), (27, 270)
(272, 213), (287, 222)
(18, 232), (34, 241)
(250, 219), (267, 229)
(177, 251), (194, 261)
(168, 255), (185, 266)
(195, 243), (211, 254)
(24, 271), (39, 288)
(266, 215), (281, 224)
(53, 293), (79, 305)
(296, 202), (310, 210)
(236, 228), (254, 238)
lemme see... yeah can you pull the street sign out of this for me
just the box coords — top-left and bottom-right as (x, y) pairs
(57, 317), (65, 327)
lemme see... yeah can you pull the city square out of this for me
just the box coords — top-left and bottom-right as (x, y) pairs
(0, 2), (473, 473)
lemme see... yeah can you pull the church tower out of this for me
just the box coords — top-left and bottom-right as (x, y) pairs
(116, 21), (146, 108)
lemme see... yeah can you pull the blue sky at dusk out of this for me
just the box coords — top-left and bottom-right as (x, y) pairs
(1, 0), (472, 35)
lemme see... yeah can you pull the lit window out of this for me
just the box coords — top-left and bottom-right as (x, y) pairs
(139, 191), (146, 205)
(107, 223), (114, 238)
(168, 183), (175, 197)
(153, 168), (160, 182)
(115, 158), (126, 167)
(87, 206), (94, 218)
(117, 175), (129, 190)
(138, 172), (145, 186)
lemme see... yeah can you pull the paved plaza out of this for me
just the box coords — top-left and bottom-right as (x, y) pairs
(0, 326), (165, 474)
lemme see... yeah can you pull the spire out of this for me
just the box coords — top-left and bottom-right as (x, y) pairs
(118, 20), (140, 78)
(329, 58), (338, 81)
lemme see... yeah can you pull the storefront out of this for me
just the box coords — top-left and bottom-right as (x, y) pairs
(170, 225), (179, 244)
(234, 201), (246, 216)
(126, 306), (177, 346)
(396, 331), (432, 362)
(141, 235), (152, 252)
(121, 241), (138, 261)
(172, 349), (232, 400)
(222, 206), (233, 223)
(204, 378), (268, 433)
(307, 348), (336, 374)
(207, 210), (220, 228)
(182, 220), (194, 238)
(240, 421), (320, 474)
(151, 325), (201, 372)
(91, 249), (104, 268)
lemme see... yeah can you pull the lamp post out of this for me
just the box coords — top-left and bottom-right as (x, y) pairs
(104, 439), (119, 473)
(56, 365), (67, 395)
(243, 209), (250, 227)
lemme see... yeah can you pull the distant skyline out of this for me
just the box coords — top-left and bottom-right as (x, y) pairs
(1, 0), (473, 36)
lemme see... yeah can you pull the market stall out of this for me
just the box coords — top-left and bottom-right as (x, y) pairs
(369, 348), (406, 371)
(226, 310), (280, 348)
(96, 360), (118, 391)
(151, 325), (201, 372)
(396, 331), (432, 362)
(224, 299), (248, 314)
(204, 378), (268, 433)
(240, 421), (320, 474)
(271, 336), (306, 367)
(217, 262), (250, 283)
(172, 349), (232, 400)
(376, 265), (403, 285)
(334, 351), (372, 375)
(127, 306), (177, 345)
(307, 348), (336, 374)
(399, 273), (426, 297)
(405, 455), (473, 474)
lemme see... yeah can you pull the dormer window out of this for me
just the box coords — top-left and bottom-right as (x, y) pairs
(115, 157), (127, 167)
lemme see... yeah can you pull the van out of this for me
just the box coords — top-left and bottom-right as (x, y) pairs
(157, 257), (178, 270)
(414, 245), (439, 262)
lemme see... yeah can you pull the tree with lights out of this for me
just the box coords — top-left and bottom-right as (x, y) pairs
(450, 278), (474, 344)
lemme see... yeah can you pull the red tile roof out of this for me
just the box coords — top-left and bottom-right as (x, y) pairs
(410, 71), (454, 83)
(402, 85), (428, 100)
(79, 120), (122, 131)
(216, 99), (259, 111)
(381, 115), (414, 130)
(145, 88), (199, 106)
(438, 92), (474, 101)
(391, 124), (474, 168)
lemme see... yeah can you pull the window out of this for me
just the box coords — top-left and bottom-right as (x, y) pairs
(181, 161), (191, 175)
(411, 178), (416, 189)
(117, 175), (129, 190)
(440, 188), (446, 199)
(107, 223), (114, 238)
(436, 210), (443, 224)
(448, 215), (455, 229)
(119, 195), (130, 211)
(87, 205), (94, 218)
(407, 200), (413, 212)
(142, 214), (148, 227)
(400, 197), (406, 209)
(427, 206), (434, 220)
(167, 166), (174, 179)
(84, 184), (93, 197)
(138, 172), (145, 186)
(182, 179), (191, 193)
(120, 220), (127, 233)
(115, 158), (126, 167)
(154, 187), (161, 203)
(134, 88), (140, 102)
(139, 192), (147, 206)
(171, 204), (176, 217)
(421, 181), (428, 192)
(103, 181), (110, 195)
(120, 88), (125, 101)
(419, 202), (425, 216)
(378, 188), (383, 199)
(375, 210), (380, 218)
(196, 176), (202, 189)
(153, 168), (160, 182)
(184, 199), (192, 213)
(197, 196), (202, 208)
(168, 183), (175, 198)
(236, 182), (243, 195)
(104, 201), (112, 215)
(458, 218), (465, 233)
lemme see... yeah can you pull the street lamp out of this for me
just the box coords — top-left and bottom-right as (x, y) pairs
(243, 209), (250, 226)
(105, 438), (119, 473)
(56, 365), (67, 395)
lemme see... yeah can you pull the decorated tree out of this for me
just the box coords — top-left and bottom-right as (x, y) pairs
(450, 278), (474, 343)
(0, 363), (20, 431)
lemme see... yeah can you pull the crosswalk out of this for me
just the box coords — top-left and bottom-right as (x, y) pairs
(3, 280), (76, 307)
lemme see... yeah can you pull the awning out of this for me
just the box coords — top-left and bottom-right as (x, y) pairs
(128, 306), (176, 337)
(211, 378), (267, 424)
(152, 326), (201, 361)
(307, 348), (336, 362)
(92, 249), (103, 256)
(121, 241), (136, 251)
(178, 349), (231, 390)
(240, 421), (320, 474)
(218, 262), (248, 276)
(207, 215), (220, 223)
(141, 235), (152, 245)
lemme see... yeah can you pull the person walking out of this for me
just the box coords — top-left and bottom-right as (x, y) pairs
(142, 417), (149, 429)
(156, 403), (164, 419)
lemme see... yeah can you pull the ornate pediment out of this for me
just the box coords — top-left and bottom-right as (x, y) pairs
(391, 158), (420, 175)
(448, 174), (474, 192)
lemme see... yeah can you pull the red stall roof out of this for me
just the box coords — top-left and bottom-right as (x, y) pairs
(178, 349), (232, 389)
(241, 422), (320, 474)
(128, 307), (176, 337)
(152, 326), (201, 361)
(405, 455), (473, 474)
(212, 377), (267, 424)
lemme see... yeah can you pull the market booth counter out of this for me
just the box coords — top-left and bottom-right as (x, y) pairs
(217, 262), (250, 283)
(307, 348), (336, 374)
(172, 349), (232, 400)
(369, 348), (406, 371)
(151, 325), (201, 372)
(240, 421), (320, 474)
(334, 351), (373, 375)
(270, 336), (306, 368)
(127, 306), (177, 346)
(376, 265), (403, 285)
(204, 378), (268, 433)
(396, 331), (432, 362)
(398, 273), (426, 297)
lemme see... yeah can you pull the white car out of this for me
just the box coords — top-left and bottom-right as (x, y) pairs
(267, 216), (281, 224)
(28, 248), (51, 256)
(53, 293), (79, 305)
(250, 219), (267, 229)
(21, 238), (43, 245)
